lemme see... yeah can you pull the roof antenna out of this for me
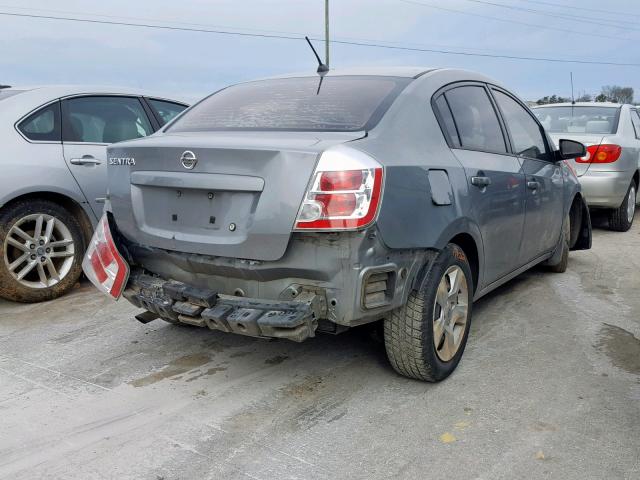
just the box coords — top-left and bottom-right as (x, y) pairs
(570, 72), (575, 105)
(305, 36), (329, 74)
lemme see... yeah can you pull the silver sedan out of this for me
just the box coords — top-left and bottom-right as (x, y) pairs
(0, 86), (187, 303)
(533, 102), (640, 231)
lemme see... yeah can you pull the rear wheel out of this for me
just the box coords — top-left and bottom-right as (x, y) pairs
(608, 181), (636, 232)
(384, 244), (473, 382)
(0, 200), (84, 303)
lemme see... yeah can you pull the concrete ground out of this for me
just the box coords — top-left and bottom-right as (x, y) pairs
(1, 217), (639, 480)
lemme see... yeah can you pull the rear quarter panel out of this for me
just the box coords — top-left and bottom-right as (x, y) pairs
(353, 70), (486, 287)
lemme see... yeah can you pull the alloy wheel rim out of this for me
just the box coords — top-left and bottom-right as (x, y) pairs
(627, 186), (636, 224)
(433, 265), (469, 362)
(3, 213), (75, 289)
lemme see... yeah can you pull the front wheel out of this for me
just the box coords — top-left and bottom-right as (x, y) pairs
(384, 244), (473, 382)
(545, 214), (569, 273)
(0, 199), (84, 303)
(608, 181), (636, 232)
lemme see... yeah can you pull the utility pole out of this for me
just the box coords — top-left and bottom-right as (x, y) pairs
(325, 0), (330, 68)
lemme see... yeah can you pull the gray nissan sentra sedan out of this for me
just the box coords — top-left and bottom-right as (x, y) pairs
(84, 67), (592, 381)
(0, 86), (187, 303)
(533, 102), (640, 231)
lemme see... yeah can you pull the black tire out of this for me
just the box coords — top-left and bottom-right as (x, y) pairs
(608, 181), (636, 232)
(384, 244), (473, 382)
(546, 215), (569, 273)
(0, 199), (85, 303)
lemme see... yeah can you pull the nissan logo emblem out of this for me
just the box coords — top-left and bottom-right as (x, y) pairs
(180, 150), (197, 170)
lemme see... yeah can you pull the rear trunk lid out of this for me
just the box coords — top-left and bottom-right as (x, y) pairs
(108, 131), (364, 261)
(549, 133), (605, 176)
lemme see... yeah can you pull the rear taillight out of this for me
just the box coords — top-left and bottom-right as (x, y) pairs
(82, 214), (129, 299)
(576, 144), (622, 163)
(295, 147), (383, 231)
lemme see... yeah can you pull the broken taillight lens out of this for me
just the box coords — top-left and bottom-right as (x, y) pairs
(82, 214), (130, 299)
(295, 147), (383, 231)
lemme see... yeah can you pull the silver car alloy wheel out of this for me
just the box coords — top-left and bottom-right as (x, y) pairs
(627, 185), (636, 225)
(3, 213), (75, 289)
(433, 265), (469, 362)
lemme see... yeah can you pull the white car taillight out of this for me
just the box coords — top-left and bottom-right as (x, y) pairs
(295, 146), (383, 231)
(82, 214), (129, 300)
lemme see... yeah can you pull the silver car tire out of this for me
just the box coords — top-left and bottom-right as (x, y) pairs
(0, 199), (84, 303)
(545, 214), (570, 273)
(384, 243), (473, 382)
(608, 181), (636, 232)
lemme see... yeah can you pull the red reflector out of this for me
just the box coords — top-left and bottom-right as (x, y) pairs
(577, 144), (621, 163)
(320, 170), (364, 191)
(90, 253), (108, 283)
(315, 193), (357, 217)
(96, 241), (115, 266)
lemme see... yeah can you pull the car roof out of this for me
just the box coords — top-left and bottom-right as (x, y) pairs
(533, 102), (626, 108)
(258, 66), (439, 81)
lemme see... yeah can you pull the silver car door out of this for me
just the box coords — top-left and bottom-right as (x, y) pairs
(437, 84), (526, 286)
(491, 88), (563, 263)
(61, 96), (154, 218)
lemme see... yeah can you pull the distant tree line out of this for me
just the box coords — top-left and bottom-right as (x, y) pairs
(535, 85), (634, 105)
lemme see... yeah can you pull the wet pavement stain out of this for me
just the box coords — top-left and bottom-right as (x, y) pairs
(265, 354), (289, 365)
(129, 353), (212, 387)
(596, 324), (640, 375)
(185, 366), (228, 382)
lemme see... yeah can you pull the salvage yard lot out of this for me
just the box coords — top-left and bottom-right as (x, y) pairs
(1, 217), (639, 480)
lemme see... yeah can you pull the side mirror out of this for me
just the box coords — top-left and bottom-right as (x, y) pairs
(557, 139), (586, 160)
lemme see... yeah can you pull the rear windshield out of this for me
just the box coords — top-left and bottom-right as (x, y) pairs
(0, 89), (24, 101)
(168, 76), (411, 133)
(533, 106), (620, 134)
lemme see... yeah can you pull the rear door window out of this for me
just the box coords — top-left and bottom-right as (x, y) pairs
(631, 110), (640, 139)
(444, 85), (507, 153)
(147, 99), (187, 125)
(492, 90), (550, 161)
(434, 94), (461, 148)
(17, 102), (61, 142)
(62, 96), (154, 144)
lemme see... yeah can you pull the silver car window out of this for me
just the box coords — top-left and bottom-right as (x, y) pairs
(434, 94), (461, 148)
(148, 99), (187, 126)
(63, 96), (153, 144)
(17, 102), (61, 142)
(444, 86), (507, 154)
(533, 106), (619, 134)
(493, 90), (549, 161)
(630, 110), (640, 140)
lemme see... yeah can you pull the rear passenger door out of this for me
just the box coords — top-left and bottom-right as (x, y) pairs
(61, 95), (155, 219)
(491, 88), (563, 264)
(434, 83), (526, 286)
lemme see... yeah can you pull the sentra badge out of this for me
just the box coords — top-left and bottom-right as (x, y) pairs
(109, 157), (136, 166)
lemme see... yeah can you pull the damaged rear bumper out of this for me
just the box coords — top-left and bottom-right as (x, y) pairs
(123, 270), (325, 342)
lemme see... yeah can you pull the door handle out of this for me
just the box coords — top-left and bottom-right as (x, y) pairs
(527, 180), (541, 190)
(70, 155), (102, 166)
(471, 176), (491, 188)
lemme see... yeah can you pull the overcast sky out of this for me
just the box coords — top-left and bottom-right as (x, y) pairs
(1, 0), (639, 103)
